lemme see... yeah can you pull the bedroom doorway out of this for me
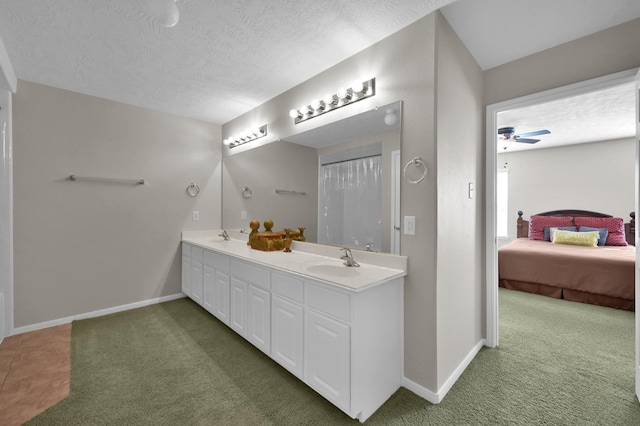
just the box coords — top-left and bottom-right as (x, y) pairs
(485, 68), (639, 351)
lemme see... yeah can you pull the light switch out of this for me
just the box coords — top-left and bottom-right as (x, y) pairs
(192, 211), (200, 221)
(468, 182), (475, 199)
(241, 211), (247, 220)
(404, 216), (416, 235)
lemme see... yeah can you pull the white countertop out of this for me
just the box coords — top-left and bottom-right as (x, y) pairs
(181, 230), (407, 292)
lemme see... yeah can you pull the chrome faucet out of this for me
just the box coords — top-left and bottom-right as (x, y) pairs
(340, 248), (360, 267)
(218, 230), (230, 241)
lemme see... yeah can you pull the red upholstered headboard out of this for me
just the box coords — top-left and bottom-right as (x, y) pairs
(516, 210), (636, 246)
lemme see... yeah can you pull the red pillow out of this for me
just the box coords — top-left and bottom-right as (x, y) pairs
(528, 215), (573, 241)
(574, 217), (627, 246)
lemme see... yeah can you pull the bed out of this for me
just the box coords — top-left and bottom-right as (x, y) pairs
(498, 210), (636, 310)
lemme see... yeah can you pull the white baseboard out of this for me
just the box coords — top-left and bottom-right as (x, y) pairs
(402, 338), (486, 404)
(11, 293), (186, 336)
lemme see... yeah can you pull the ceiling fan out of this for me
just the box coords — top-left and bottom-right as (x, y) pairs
(498, 127), (550, 145)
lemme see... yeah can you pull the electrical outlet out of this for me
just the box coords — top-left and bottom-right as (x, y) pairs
(192, 211), (200, 221)
(404, 216), (416, 235)
(241, 211), (247, 220)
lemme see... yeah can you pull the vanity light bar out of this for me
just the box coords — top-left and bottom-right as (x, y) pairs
(288, 78), (376, 125)
(223, 124), (268, 148)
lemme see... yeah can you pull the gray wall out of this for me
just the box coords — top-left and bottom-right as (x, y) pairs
(499, 138), (635, 243)
(13, 81), (222, 327)
(434, 14), (484, 389)
(485, 18), (640, 106)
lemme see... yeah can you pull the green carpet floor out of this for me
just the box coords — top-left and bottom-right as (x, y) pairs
(27, 288), (640, 425)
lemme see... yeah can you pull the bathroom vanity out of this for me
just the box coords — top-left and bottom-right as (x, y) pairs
(181, 230), (407, 422)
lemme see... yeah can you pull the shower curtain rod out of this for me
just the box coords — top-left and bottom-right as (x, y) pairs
(320, 153), (382, 166)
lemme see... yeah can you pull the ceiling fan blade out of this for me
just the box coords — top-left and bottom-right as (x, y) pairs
(515, 129), (550, 138)
(515, 137), (539, 144)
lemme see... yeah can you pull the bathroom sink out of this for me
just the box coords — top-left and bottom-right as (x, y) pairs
(305, 263), (360, 277)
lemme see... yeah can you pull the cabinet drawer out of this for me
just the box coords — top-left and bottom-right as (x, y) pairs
(272, 272), (304, 303)
(204, 250), (229, 272)
(306, 282), (350, 323)
(230, 259), (270, 290)
(191, 246), (204, 262)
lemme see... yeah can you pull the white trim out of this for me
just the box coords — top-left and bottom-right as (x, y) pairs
(11, 293), (186, 336)
(0, 90), (12, 341)
(634, 68), (640, 401)
(402, 338), (485, 404)
(485, 67), (640, 350)
(391, 149), (401, 255)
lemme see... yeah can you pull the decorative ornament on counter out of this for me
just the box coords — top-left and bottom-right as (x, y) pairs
(283, 229), (293, 252)
(249, 219), (285, 251)
(247, 220), (307, 251)
(248, 220), (260, 246)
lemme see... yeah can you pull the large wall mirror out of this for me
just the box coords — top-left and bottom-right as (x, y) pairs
(222, 101), (402, 254)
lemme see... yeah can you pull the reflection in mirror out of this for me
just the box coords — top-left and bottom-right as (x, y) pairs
(222, 101), (402, 254)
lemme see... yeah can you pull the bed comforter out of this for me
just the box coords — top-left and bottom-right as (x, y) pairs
(498, 238), (636, 310)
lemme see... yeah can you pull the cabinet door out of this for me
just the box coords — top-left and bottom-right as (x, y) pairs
(305, 310), (351, 411)
(181, 255), (191, 297)
(272, 295), (303, 378)
(248, 285), (271, 355)
(229, 277), (248, 337)
(203, 265), (215, 314)
(213, 271), (230, 325)
(190, 258), (204, 305)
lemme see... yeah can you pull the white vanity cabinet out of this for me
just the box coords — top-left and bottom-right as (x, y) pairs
(271, 272), (305, 379)
(270, 269), (404, 422)
(181, 240), (404, 423)
(203, 250), (230, 321)
(183, 243), (230, 323)
(304, 282), (352, 411)
(213, 270), (230, 325)
(189, 246), (204, 306)
(181, 244), (191, 297)
(230, 258), (271, 355)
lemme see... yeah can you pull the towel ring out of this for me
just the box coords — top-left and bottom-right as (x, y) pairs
(403, 157), (427, 184)
(186, 182), (200, 197)
(242, 186), (252, 198)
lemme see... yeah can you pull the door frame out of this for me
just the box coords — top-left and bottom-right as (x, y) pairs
(635, 68), (640, 402)
(485, 68), (639, 348)
(391, 149), (401, 255)
(0, 90), (13, 341)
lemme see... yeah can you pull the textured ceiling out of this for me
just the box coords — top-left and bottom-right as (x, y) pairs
(0, 0), (455, 124)
(497, 81), (636, 153)
(1, 0), (638, 140)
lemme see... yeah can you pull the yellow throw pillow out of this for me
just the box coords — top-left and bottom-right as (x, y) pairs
(552, 230), (599, 247)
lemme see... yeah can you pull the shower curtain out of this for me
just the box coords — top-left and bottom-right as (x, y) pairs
(318, 155), (382, 252)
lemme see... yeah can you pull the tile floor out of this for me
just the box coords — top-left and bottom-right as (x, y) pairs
(0, 324), (71, 426)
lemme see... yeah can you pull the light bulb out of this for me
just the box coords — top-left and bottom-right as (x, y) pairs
(289, 109), (301, 119)
(311, 99), (322, 111)
(384, 109), (397, 126)
(338, 87), (349, 99)
(351, 81), (364, 94)
(223, 138), (231, 146)
(148, 0), (179, 28)
(323, 94), (335, 106)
